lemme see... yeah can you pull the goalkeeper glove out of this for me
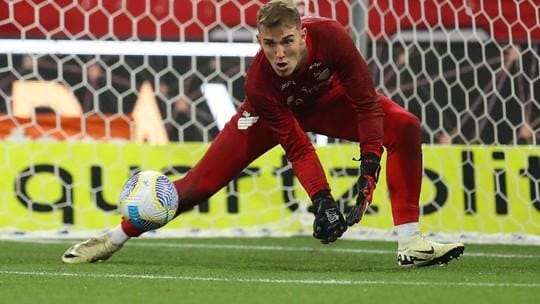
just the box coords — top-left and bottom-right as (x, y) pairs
(346, 153), (381, 226)
(312, 190), (347, 244)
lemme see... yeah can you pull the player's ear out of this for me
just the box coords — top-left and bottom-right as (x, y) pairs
(300, 27), (307, 42)
(301, 27), (307, 41)
(256, 33), (261, 45)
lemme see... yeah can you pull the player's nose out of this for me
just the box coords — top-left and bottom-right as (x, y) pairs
(275, 45), (285, 58)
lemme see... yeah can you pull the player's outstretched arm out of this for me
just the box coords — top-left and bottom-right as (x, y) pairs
(346, 153), (381, 226)
(312, 190), (347, 244)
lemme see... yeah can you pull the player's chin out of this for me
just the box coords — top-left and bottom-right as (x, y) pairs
(273, 66), (292, 77)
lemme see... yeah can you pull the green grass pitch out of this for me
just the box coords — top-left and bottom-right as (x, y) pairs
(1, 237), (538, 303)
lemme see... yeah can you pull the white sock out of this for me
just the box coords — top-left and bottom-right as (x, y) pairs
(108, 224), (131, 246)
(395, 222), (420, 242)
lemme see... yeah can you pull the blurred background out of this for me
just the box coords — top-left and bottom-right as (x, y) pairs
(0, 0), (538, 241)
(1, 0), (538, 144)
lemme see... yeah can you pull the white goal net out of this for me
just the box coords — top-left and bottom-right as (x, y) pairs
(0, 0), (538, 244)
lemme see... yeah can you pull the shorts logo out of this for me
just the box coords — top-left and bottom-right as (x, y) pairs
(237, 111), (259, 130)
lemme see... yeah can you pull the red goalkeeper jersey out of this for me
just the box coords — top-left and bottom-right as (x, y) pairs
(244, 17), (384, 197)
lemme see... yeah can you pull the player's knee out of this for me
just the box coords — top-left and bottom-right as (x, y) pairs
(398, 111), (421, 138)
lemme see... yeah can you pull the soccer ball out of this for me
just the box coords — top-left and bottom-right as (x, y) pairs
(118, 170), (179, 231)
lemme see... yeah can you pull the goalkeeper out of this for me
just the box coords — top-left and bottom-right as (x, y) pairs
(62, 0), (464, 267)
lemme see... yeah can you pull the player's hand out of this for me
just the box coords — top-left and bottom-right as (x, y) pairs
(312, 190), (347, 244)
(346, 153), (381, 226)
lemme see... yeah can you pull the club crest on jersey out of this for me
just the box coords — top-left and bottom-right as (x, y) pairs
(308, 62), (322, 70)
(315, 68), (331, 81)
(309, 60), (331, 81)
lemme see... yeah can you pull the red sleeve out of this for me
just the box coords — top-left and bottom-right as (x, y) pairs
(323, 21), (384, 157)
(248, 90), (329, 197)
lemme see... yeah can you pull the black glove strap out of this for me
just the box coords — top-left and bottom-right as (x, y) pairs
(311, 189), (331, 204)
(311, 189), (334, 212)
(311, 189), (330, 200)
(360, 153), (381, 181)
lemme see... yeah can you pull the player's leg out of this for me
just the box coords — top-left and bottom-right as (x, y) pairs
(298, 93), (464, 267)
(301, 95), (421, 223)
(378, 95), (422, 225)
(120, 104), (278, 235)
(377, 95), (464, 267)
(174, 112), (277, 214)
(296, 94), (422, 223)
(62, 104), (278, 263)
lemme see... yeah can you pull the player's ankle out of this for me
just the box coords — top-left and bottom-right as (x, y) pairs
(395, 222), (419, 242)
(109, 224), (131, 246)
(120, 218), (146, 238)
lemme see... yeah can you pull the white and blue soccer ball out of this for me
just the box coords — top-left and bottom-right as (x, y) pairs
(118, 170), (179, 231)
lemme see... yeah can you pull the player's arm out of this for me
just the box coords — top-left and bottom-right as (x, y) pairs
(249, 91), (328, 197)
(324, 20), (383, 157)
(323, 20), (384, 225)
(248, 92), (347, 243)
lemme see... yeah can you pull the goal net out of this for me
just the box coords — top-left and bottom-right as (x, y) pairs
(0, 0), (538, 244)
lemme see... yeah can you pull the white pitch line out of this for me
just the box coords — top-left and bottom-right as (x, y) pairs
(3, 239), (539, 259)
(128, 242), (540, 259)
(0, 270), (538, 288)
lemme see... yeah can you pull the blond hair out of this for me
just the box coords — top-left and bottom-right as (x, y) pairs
(257, 0), (301, 30)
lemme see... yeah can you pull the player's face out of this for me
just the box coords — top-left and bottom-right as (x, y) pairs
(257, 24), (307, 77)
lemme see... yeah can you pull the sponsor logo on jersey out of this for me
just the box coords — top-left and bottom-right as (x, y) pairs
(237, 111), (260, 130)
(280, 80), (296, 91)
(286, 95), (304, 106)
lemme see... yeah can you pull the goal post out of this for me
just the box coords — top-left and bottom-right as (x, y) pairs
(0, 0), (538, 244)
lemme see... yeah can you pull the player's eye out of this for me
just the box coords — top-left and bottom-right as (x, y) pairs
(264, 41), (275, 47)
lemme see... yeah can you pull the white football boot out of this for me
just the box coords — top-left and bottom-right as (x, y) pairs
(62, 232), (122, 264)
(397, 233), (464, 267)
